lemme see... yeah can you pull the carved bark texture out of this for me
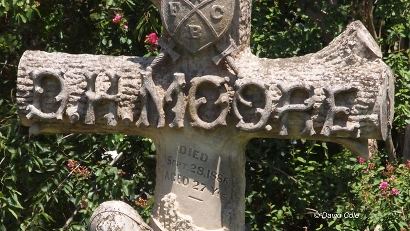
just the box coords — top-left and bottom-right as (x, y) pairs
(17, 53), (152, 135)
(17, 22), (394, 147)
(236, 21), (394, 141)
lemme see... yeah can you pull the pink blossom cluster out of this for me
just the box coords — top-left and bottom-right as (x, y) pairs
(112, 13), (122, 24)
(379, 180), (400, 197)
(145, 32), (159, 46)
(356, 156), (366, 164)
(391, 188), (400, 196)
(112, 13), (128, 30)
(379, 181), (389, 190)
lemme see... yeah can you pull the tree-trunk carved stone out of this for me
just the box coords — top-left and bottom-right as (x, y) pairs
(16, 0), (394, 230)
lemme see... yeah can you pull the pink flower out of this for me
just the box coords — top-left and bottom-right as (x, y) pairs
(379, 181), (389, 190)
(391, 188), (400, 196)
(112, 14), (122, 24)
(123, 24), (128, 30)
(145, 32), (159, 46)
(357, 156), (366, 164)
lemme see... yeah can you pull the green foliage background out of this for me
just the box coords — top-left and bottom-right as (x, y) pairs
(0, 0), (409, 230)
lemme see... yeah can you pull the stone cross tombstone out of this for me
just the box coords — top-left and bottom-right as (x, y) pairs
(17, 0), (394, 230)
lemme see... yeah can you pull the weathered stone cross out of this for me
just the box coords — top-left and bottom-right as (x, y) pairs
(17, 0), (394, 230)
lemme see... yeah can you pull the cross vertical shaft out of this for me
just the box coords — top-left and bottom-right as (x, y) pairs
(150, 127), (247, 230)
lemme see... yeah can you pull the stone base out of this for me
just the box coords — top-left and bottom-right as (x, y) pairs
(89, 201), (152, 231)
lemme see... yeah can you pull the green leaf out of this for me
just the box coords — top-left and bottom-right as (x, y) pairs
(296, 157), (306, 163)
(8, 208), (19, 220)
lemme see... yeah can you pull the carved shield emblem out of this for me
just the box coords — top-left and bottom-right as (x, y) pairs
(161, 0), (235, 53)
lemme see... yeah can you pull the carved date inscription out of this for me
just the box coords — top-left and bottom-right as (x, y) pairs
(164, 171), (226, 199)
(156, 143), (232, 229)
(163, 145), (230, 200)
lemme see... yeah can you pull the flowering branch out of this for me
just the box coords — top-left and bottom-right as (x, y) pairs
(62, 152), (124, 229)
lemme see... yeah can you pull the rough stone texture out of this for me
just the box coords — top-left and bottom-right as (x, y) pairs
(151, 193), (227, 231)
(90, 201), (152, 231)
(17, 0), (394, 230)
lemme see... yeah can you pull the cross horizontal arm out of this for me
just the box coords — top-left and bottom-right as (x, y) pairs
(17, 51), (157, 137)
(16, 22), (393, 157)
(233, 21), (394, 154)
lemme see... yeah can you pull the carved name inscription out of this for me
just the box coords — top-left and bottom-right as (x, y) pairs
(21, 69), (378, 139)
(25, 69), (68, 121)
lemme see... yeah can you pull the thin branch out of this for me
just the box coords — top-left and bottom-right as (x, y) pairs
(385, 132), (397, 163)
(352, 0), (377, 39)
(110, 151), (124, 166)
(149, 0), (160, 8)
(52, 163), (82, 194)
(0, 114), (16, 124)
(402, 125), (410, 160)
(62, 134), (75, 140)
(247, 158), (300, 184)
(271, 166), (300, 185)
(0, 156), (5, 167)
(26, 151), (96, 229)
(305, 208), (319, 214)
(10, 88), (16, 104)
(0, 62), (17, 68)
(0, 61), (17, 76)
(62, 209), (78, 229)
(377, 19), (384, 39)
(293, 0), (333, 43)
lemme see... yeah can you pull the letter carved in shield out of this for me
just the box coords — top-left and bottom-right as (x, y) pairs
(161, 0), (235, 53)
